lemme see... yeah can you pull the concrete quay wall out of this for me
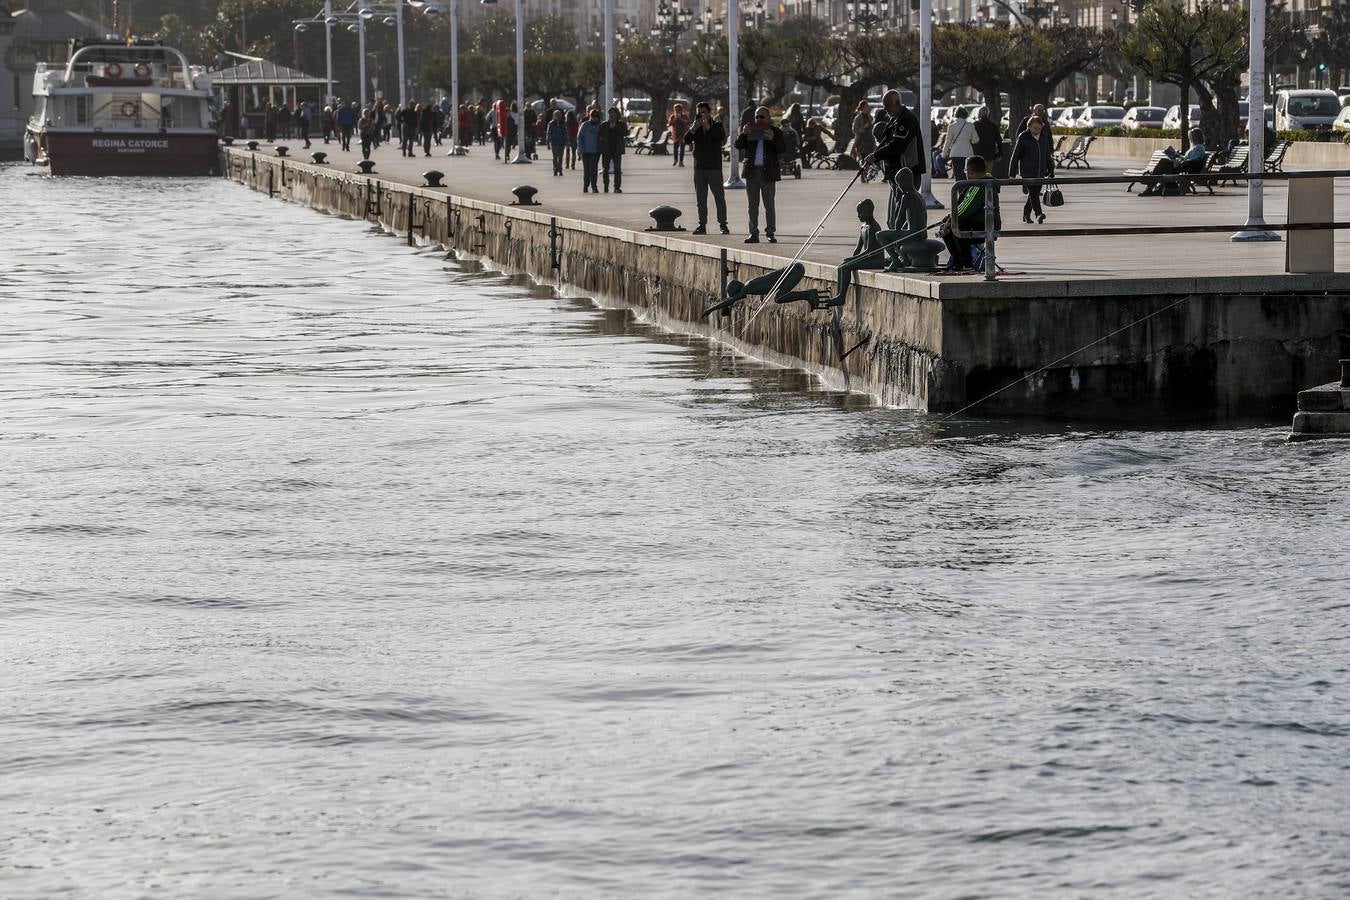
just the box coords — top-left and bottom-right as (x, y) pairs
(223, 148), (951, 409)
(223, 148), (1350, 420)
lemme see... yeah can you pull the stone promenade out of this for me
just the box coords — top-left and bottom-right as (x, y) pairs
(261, 132), (1348, 284)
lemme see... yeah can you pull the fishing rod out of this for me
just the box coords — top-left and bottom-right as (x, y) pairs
(742, 169), (865, 327)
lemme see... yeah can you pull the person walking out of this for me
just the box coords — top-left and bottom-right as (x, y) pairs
(577, 108), (602, 193)
(264, 103), (278, 142)
(419, 101), (437, 156)
(321, 104), (334, 144)
(547, 109), (568, 176)
(668, 103), (690, 167)
(599, 106), (628, 193)
(523, 103), (538, 160)
(851, 99), (876, 161)
(358, 109), (376, 160)
(336, 101), (356, 151)
(565, 109), (579, 169)
(491, 99), (505, 158)
(865, 89), (926, 230)
(684, 101), (729, 235)
(733, 106), (786, 243)
(784, 102), (805, 138)
(1008, 115), (1052, 222)
(971, 106), (1002, 169)
(940, 106), (976, 182)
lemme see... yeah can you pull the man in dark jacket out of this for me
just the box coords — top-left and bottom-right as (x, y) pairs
(599, 107), (628, 193)
(684, 101), (729, 234)
(419, 101), (437, 157)
(733, 106), (786, 243)
(865, 90), (926, 230)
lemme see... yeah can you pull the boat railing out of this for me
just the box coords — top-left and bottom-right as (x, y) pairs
(62, 44), (195, 91)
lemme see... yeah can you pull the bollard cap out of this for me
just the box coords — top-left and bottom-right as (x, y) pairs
(356, 160), (377, 174)
(510, 184), (540, 205)
(246, 140), (259, 151)
(221, 136), (235, 146)
(423, 170), (445, 187)
(646, 205), (685, 232)
(311, 151), (328, 164)
(274, 145), (289, 157)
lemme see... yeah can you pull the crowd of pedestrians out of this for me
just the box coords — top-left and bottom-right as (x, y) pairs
(235, 90), (1028, 268)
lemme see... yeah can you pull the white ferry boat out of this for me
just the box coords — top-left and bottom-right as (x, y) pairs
(25, 39), (219, 176)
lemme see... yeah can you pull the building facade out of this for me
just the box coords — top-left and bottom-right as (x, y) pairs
(1, 0), (111, 156)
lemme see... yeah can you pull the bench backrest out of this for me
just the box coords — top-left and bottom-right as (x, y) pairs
(1265, 140), (1290, 161)
(1220, 145), (1249, 169)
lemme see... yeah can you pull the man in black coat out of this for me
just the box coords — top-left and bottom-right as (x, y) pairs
(865, 90), (926, 230)
(599, 107), (628, 193)
(684, 101), (729, 234)
(733, 106), (786, 243)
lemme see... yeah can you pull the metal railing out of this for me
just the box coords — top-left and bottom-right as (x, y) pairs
(949, 170), (1350, 281)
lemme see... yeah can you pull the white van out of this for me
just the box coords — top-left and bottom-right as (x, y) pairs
(1274, 89), (1339, 131)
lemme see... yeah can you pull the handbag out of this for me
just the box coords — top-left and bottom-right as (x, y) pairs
(1044, 179), (1065, 207)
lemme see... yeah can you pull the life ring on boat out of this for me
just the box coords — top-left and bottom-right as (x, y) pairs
(119, 101), (138, 118)
(133, 62), (151, 78)
(105, 62), (123, 79)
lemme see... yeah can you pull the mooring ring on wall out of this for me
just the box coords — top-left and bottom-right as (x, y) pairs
(119, 101), (137, 118)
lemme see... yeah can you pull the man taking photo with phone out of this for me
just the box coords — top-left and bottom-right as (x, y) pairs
(733, 106), (786, 243)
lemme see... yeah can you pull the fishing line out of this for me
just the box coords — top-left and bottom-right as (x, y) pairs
(940, 294), (1194, 421)
(743, 170), (864, 327)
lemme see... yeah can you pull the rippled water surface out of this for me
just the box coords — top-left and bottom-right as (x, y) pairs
(3, 165), (1349, 899)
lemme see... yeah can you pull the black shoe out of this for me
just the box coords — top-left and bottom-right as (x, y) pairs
(615, 188), (622, 193)
(719, 224), (730, 235)
(1037, 214), (1046, 224)
(1023, 213), (1032, 223)
(766, 234), (777, 243)
(692, 225), (707, 235)
(744, 235), (759, 243)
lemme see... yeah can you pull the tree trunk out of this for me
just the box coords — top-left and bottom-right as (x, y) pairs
(977, 80), (1003, 132)
(833, 84), (868, 152)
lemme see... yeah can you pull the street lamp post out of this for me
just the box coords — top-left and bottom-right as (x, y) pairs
(395, 0), (406, 105)
(604, 0), (615, 109)
(726, 0), (744, 188)
(323, 0), (334, 103)
(511, 0), (529, 163)
(448, 0), (466, 153)
(919, 0), (941, 208)
(1233, 0), (1279, 241)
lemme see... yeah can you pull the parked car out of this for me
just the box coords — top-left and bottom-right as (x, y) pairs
(930, 105), (951, 125)
(1333, 105), (1350, 133)
(620, 97), (653, 120)
(1274, 89), (1339, 131)
(1162, 104), (1202, 130)
(529, 98), (575, 114)
(1236, 101), (1275, 133)
(1053, 106), (1085, 128)
(1076, 105), (1126, 127)
(1121, 105), (1166, 131)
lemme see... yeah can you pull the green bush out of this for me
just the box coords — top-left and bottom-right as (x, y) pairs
(1276, 129), (1337, 143)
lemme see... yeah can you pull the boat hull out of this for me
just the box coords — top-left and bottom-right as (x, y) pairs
(36, 131), (219, 176)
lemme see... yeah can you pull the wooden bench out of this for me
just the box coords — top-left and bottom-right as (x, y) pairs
(1264, 139), (1292, 173)
(634, 128), (669, 155)
(1124, 150), (1168, 191)
(1214, 144), (1250, 186)
(1057, 135), (1095, 169)
(625, 125), (650, 149)
(1125, 148), (1215, 195)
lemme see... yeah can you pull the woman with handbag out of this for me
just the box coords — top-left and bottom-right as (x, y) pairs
(1009, 116), (1053, 224)
(940, 107), (976, 181)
